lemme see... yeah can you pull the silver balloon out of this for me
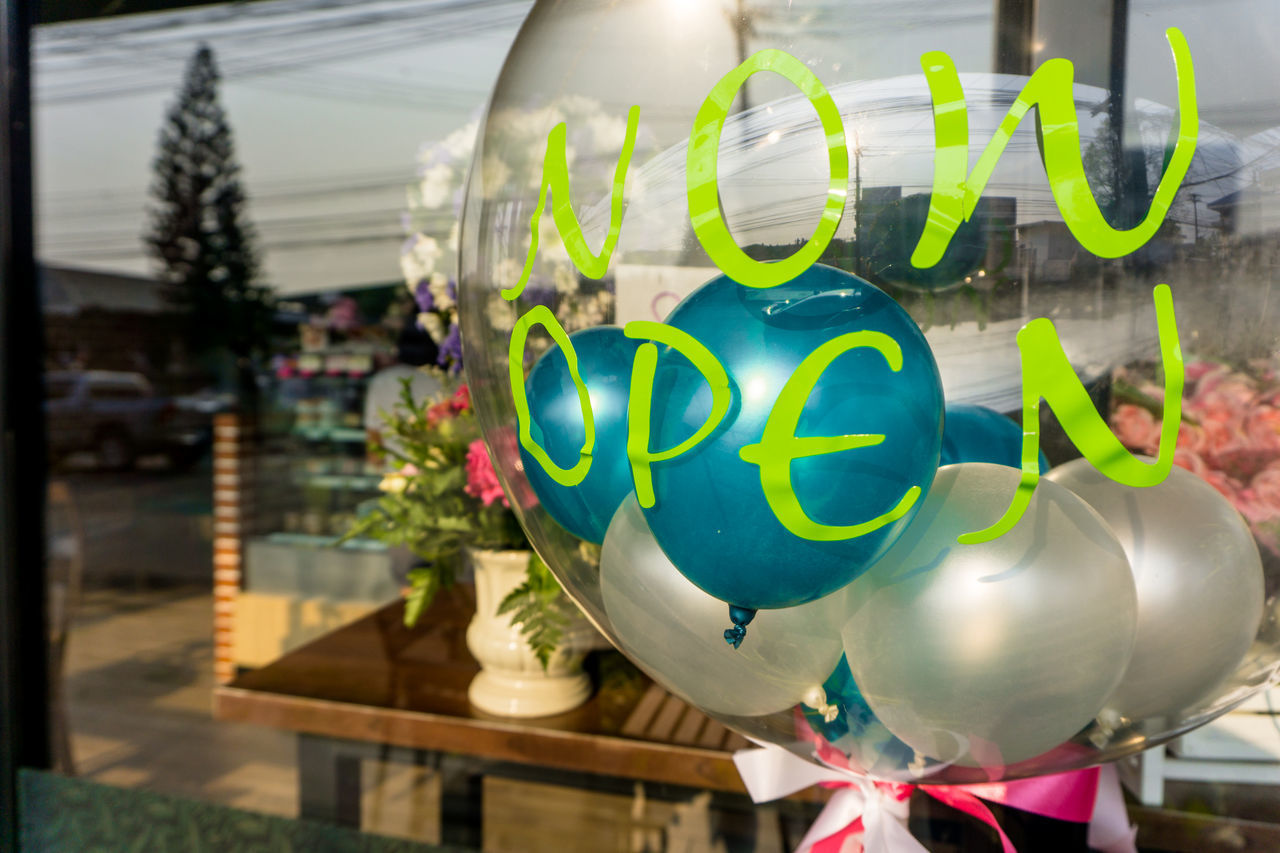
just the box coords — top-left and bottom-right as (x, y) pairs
(601, 494), (848, 717)
(841, 463), (1137, 766)
(1046, 458), (1265, 722)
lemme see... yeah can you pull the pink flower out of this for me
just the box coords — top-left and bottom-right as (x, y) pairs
(1186, 370), (1256, 429)
(1183, 360), (1221, 383)
(425, 400), (453, 427)
(464, 438), (509, 507)
(1237, 461), (1280, 524)
(1246, 406), (1280, 453)
(327, 296), (361, 331)
(400, 463), (419, 476)
(1111, 404), (1162, 455)
(1174, 448), (1243, 504)
(450, 384), (471, 413)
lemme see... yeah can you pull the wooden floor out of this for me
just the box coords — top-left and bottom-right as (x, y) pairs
(64, 586), (448, 841)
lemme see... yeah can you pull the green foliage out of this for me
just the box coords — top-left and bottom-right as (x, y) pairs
(497, 552), (573, 670)
(341, 374), (566, 663)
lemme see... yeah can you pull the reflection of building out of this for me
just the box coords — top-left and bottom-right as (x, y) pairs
(856, 189), (1018, 288)
(1209, 188), (1272, 238)
(40, 264), (182, 377)
(1018, 220), (1077, 282)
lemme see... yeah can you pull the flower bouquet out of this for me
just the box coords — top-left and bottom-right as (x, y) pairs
(1112, 357), (1280, 570)
(341, 375), (576, 665)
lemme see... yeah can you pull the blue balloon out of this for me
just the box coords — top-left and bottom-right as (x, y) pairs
(940, 404), (1048, 472)
(520, 326), (640, 543)
(642, 265), (944, 613)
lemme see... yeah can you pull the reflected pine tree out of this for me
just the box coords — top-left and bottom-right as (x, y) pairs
(145, 43), (272, 411)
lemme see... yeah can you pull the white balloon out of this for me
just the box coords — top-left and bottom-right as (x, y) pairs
(1046, 458), (1265, 721)
(842, 464), (1137, 766)
(601, 494), (848, 717)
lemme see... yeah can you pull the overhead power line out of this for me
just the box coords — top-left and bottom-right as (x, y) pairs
(35, 0), (531, 104)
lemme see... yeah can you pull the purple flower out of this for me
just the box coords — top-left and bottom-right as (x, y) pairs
(523, 284), (557, 309)
(438, 322), (464, 373)
(414, 279), (434, 312)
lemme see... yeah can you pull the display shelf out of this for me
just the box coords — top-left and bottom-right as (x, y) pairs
(292, 425), (367, 443)
(292, 473), (383, 491)
(263, 531), (386, 551)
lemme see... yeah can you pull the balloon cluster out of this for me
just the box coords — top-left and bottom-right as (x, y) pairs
(515, 265), (1265, 771)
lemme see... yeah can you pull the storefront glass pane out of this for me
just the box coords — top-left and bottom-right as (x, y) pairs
(31, 1), (1280, 850)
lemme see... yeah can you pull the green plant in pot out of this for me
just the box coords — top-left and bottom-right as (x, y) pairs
(342, 375), (582, 677)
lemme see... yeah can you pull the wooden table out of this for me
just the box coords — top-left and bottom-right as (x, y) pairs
(214, 586), (777, 842)
(215, 587), (1280, 852)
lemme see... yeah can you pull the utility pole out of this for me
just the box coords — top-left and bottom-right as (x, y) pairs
(729, 0), (752, 111)
(852, 132), (863, 275)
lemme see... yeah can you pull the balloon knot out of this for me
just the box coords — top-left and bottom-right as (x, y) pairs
(724, 605), (757, 650)
(801, 686), (839, 722)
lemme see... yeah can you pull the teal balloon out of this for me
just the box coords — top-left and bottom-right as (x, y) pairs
(803, 654), (876, 742)
(941, 404), (1049, 472)
(642, 264), (944, 611)
(520, 326), (640, 543)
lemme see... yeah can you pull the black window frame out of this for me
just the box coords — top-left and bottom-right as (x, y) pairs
(0, 0), (48, 849)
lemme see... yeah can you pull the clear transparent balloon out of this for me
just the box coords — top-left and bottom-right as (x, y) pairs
(459, 0), (1280, 782)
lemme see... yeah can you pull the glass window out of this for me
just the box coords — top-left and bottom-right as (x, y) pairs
(27, 2), (1280, 850)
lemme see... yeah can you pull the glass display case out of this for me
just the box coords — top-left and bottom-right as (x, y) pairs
(232, 345), (409, 669)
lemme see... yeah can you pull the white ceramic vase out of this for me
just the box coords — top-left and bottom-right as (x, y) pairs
(465, 548), (593, 717)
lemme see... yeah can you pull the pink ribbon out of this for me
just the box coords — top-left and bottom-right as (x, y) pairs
(733, 744), (1135, 853)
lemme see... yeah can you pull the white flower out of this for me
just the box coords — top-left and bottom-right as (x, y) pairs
(537, 212), (569, 263)
(428, 272), (454, 311)
(400, 253), (427, 291)
(379, 473), (408, 494)
(413, 234), (442, 272)
(553, 263), (577, 295)
(587, 113), (629, 154)
(418, 311), (445, 343)
(493, 257), (523, 291)
(577, 293), (605, 327)
(400, 233), (441, 288)
(487, 295), (516, 332)
(440, 121), (478, 161)
(556, 94), (599, 121)
(480, 152), (511, 198)
(418, 163), (454, 209)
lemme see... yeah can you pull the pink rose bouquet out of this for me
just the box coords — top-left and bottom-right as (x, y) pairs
(341, 375), (529, 625)
(465, 438), (509, 508)
(1112, 358), (1280, 555)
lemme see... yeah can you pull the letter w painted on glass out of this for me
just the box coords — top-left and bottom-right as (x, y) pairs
(912, 27), (1197, 269)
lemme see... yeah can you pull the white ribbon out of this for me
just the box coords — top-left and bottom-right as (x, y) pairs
(1087, 764), (1138, 853)
(733, 746), (925, 853)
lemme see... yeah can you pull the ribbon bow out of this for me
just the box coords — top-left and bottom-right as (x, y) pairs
(734, 745), (1137, 853)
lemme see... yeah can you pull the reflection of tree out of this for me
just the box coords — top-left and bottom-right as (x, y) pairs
(859, 193), (1005, 292)
(145, 44), (272, 408)
(743, 189), (1017, 329)
(1081, 114), (1186, 249)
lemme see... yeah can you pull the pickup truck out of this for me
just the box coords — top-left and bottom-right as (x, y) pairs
(45, 370), (212, 470)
